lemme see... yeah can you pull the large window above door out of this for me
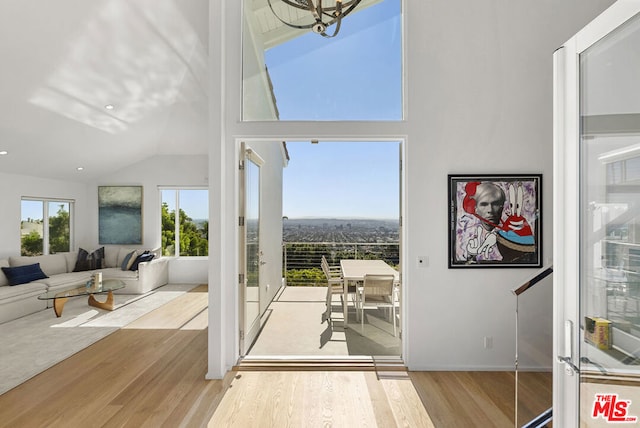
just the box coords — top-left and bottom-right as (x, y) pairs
(242, 0), (403, 121)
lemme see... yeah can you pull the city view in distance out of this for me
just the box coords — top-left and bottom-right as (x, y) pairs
(282, 218), (399, 243)
(281, 218), (400, 285)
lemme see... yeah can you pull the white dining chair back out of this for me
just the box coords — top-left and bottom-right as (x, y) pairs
(357, 274), (397, 336)
(321, 255), (343, 322)
(321, 255), (340, 275)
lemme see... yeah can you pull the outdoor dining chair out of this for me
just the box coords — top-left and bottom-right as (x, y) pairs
(322, 256), (343, 322)
(356, 274), (398, 337)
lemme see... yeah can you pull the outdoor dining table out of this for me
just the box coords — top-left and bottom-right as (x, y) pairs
(340, 259), (400, 328)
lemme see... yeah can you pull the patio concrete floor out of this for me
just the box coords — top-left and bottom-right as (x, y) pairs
(247, 285), (401, 357)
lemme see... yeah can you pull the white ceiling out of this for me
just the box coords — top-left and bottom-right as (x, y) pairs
(0, 0), (209, 182)
(0, 0), (384, 182)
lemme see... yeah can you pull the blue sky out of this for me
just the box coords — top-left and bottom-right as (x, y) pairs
(265, 0), (402, 121)
(160, 189), (208, 221)
(283, 141), (400, 219)
(266, 0), (402, 219)
(21, 200), (45, 222)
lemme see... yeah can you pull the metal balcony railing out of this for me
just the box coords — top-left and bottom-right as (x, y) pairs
(282, 242), (400, 287)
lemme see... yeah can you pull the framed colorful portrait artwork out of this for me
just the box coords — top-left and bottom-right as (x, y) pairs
(448, 174), (542, 268)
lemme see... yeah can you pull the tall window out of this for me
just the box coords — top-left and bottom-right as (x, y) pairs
(242, 0), (402, 121)
(160, 188), (208, 256)
(21, 198), (73, 256)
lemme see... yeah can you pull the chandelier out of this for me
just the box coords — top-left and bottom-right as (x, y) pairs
(267, 0), (363, 38)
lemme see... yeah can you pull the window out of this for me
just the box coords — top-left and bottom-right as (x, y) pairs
(21, 198), (73, 256)
(242, 0), (402, 121)
(160, 188), (208, 256)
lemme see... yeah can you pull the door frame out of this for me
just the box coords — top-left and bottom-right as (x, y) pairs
(234, 137), (407, 360)
(553, 2), (640, 426)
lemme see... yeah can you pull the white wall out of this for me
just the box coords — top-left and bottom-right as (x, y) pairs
(403, 0), (616, 370)
(241, 3), (286, 309)
(169, 257), (208, 284)
(242, 2), (279, 121)
(208, 0), (618, 377)
(92, 154), (209, 284)
(0, 172), (89, 259)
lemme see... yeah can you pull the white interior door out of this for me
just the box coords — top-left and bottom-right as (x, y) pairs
(555, 3), (640, 426)
(239, 144), (264, 355)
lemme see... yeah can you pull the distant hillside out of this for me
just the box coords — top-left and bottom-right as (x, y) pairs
(192, 219), (208, 228)
(284, 218), (398, 225)
(283, 218), (399, 243)
(20, 220), (43, 236)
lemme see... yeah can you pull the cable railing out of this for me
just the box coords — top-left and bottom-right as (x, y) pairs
(512, 265), (553, 428)
(282, 242), (400, 286)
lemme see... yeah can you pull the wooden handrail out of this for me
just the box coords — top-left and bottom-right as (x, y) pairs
(521, 407), (552, 428)
(512, 265), (553, 296)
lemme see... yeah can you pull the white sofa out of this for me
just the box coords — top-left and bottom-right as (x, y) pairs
(0, 246), (169, 324)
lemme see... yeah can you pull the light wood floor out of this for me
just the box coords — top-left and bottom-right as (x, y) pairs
(410, 371), (551, 428)
(0, 284), (551, 427)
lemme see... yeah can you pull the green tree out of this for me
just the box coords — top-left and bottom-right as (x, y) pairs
(161, 202), (208, 256)
(21, 230), (43, 256)
(49, 204), (70, 253)
(285, 268), (325, 287)
(161, 202), (176, 256)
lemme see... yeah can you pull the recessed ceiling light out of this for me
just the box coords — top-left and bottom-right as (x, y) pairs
(105, 104), (114, 110)
(76, 167), (84, 171)
(0, 150), (7, 155)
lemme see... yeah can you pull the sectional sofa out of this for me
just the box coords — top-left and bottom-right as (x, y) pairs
(0, 246), (169, 324)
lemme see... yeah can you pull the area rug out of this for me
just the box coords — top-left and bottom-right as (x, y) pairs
(0, 283), (200, 395)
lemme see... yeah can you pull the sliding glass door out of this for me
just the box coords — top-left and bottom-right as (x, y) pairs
(555, 2), (640, 426)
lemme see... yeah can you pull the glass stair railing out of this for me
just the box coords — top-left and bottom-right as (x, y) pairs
(513, 265), (553, 428)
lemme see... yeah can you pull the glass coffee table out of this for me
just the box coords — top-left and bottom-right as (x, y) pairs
(38, 279), (126, 317)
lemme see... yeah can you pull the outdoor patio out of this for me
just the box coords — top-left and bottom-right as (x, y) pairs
(247, 285), (401, 357)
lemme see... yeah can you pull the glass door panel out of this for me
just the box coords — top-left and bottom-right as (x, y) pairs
(579, 11), (640, 426)
(240, 145), (263, 355)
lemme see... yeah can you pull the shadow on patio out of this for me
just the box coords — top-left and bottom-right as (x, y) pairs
(247, 285), (401, 357)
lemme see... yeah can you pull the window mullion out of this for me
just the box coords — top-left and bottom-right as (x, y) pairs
(42, 201), (50, 255)
(175, 191), (181, 256)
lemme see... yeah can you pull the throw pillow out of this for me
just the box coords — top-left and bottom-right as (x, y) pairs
(1, 263), (48, 286)
(73, 247), (105, 272)
(129, 252), (155, 271)
(148, 247), (162, 258)
(120, 250), (138, 271)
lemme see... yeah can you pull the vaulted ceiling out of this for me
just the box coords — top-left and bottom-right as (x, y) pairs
(0, 0), (209, 182)
(0, 0), (382, 182)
